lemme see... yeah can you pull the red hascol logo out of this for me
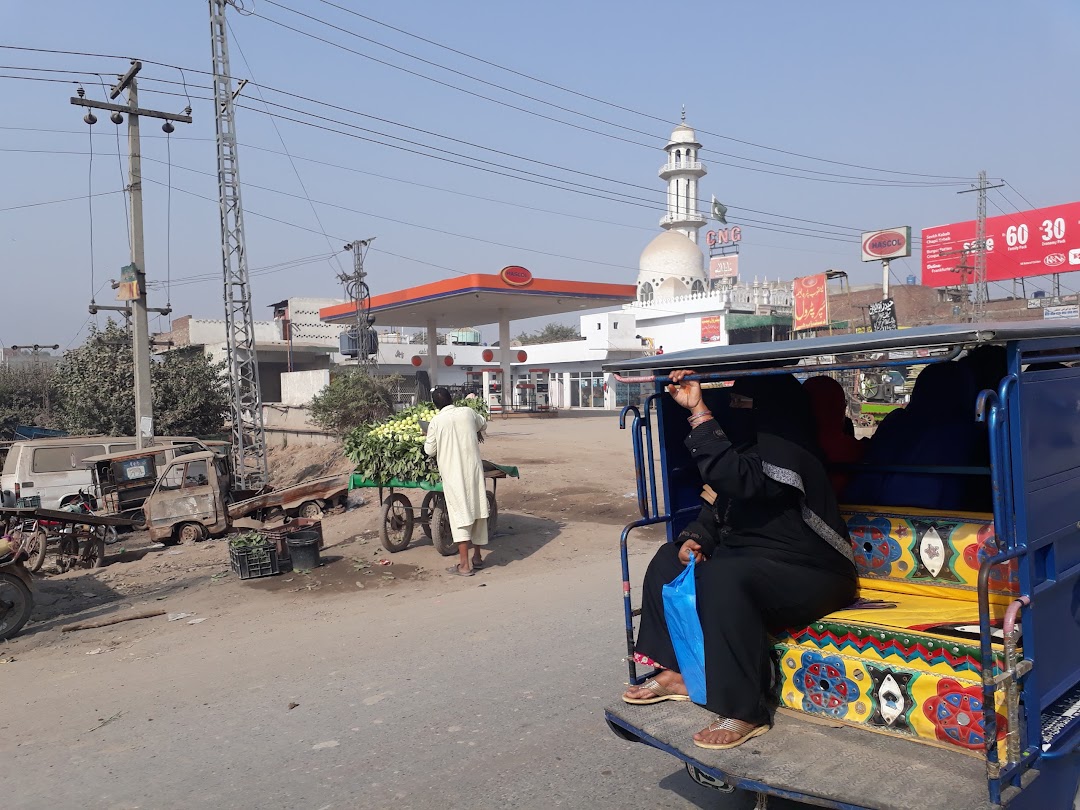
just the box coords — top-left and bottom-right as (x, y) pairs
(1045, 253), (1067, 267)
(500, 265), (533, 286)
(863, 230), (908, 258)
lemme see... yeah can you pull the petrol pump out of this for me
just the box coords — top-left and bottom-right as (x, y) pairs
(470, 368), (504, 413)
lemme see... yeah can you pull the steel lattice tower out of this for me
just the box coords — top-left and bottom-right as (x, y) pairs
(210, 0), (268, 489)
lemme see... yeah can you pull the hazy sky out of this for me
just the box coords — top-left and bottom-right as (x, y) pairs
(2, 0), (1078, 348)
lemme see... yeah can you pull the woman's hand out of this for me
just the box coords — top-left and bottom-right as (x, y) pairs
(667, 369), (704, 413)
(679, 538), (704, 566)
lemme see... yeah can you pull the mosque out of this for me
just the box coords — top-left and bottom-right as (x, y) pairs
(311, 116), (794, 412)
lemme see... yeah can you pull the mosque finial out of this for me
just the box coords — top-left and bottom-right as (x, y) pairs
(681, 105), (686, 123)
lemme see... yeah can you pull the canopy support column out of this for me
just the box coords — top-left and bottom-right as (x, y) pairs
(499, 313), (511, 412)
(427, 318), (438, 388)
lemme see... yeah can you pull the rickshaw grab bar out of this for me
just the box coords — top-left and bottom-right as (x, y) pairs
(612, 346), (963, 384)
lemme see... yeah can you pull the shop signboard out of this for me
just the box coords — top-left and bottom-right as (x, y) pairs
(861, 227), (912, 262)
(792, 274), (829, 331)
(869, 298), (898, 332)
(500, 265), (533, 287)
(708, 255), (739, 280)
(1043, 305), (1079, 321)
(922, 201), (1080, 287)
(700, 315), (722, 343)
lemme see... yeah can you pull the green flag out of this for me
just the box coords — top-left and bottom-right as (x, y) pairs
(711, 196), (728, 225)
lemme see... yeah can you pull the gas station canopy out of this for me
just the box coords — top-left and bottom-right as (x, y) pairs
(319, 272), (637, 328)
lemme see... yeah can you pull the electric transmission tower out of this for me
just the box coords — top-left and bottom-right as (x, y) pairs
(959, 170), (1004, 321)
(340, 238), (377, 367)
(210, 0), (268, 490)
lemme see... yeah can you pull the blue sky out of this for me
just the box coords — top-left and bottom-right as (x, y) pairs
(2, 0), (1078, 347)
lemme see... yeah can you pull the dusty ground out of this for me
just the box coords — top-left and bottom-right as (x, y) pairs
(2, 412), (656, 658)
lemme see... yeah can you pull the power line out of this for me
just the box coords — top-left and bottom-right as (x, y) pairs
(302, 0), (979, 182)
(244, 10), (973, 189)
(226, 17), (346, 276)
(0, 188), (124, 212)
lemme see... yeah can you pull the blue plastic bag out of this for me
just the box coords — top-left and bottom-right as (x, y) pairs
(662, 554), (707, 704)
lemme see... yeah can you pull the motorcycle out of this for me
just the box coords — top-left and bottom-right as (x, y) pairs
(0, 540), (33, 641)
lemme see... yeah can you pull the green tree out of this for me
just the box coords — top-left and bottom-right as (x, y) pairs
(0, 362), (59, 439)
(515, 322), (581, 345)
(55, 321), (230, 437)
(309, 369), (400, 435)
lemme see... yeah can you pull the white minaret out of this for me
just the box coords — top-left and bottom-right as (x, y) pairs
(658, 109), (707, 243)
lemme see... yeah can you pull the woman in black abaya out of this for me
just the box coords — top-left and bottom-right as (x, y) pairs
(622, 371), (857, 749)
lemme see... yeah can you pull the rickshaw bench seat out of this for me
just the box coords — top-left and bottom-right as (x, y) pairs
(770, 506), (1018, 755)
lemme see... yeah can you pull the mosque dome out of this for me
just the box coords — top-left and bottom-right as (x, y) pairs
(636, 230), (706, 302)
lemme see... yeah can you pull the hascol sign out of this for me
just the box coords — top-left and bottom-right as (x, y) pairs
(861, 227), (912, 262)
(500, 265), (533, 287)
(793, 274), (830, 331)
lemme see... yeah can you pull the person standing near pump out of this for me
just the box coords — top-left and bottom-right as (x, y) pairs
(424, 387), (489, 576)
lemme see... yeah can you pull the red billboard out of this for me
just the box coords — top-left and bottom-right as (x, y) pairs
(922, 201), (1080, 288)
(793, 274), (829, 331)
(700, 314), (722, 343)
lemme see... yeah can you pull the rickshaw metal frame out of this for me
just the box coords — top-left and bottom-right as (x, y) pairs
(604, 322), (1080, 810)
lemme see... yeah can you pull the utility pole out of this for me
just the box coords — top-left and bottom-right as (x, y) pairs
(958, 170), (1004, 321)
(340, 238), (377, 367)
(71, 61), (191, 448)
(210, 0), (268, 490)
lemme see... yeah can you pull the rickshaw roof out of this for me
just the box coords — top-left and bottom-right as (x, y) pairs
(603, 320), (1080, 372)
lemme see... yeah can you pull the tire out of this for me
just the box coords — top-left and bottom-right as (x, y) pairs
(379, 494), (414, 553)
(176, 522), (206, 544)
(486, 491), (498, 542)
(419, 491), (439, 539)
(298, 501), (322, 520)
(0, 572), (32, 641)
(25, 526), (48, 573)
(81, 534), (106, 569)
(430, 498), (456, 557)
(129, 509), (147, 531)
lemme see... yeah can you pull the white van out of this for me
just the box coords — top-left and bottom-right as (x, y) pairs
(0, 436), (211, 510)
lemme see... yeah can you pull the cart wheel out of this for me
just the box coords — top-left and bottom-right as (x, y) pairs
(298, 500), (323, 520)
(56, 534), (79, 572)
(431, 498), (456, 557)
(81, 532), (106, 569)
(379, 494), (414, 553)
(0, 571), (32, 641)
(419, 491), (439, 539)
(176, 522), (206, 544)
(486, 490), (498, 542)
(25, 526), (48, 573)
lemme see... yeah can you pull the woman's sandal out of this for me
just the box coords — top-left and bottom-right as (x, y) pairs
(621, 678), (691, 705)
(692, 716), (769, 750)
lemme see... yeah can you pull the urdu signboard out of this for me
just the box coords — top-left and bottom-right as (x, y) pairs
(792, 274), (829, 331)
(708, 255), (739, 280)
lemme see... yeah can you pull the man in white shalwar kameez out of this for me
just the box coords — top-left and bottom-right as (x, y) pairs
(424, 387), (489, 576)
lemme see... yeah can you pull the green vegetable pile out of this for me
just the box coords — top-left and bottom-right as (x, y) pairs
(229, 530), (269, 549)
(344, 398), (487, 485)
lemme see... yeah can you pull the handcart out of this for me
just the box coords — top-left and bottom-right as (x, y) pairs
(0, 503), (131, 571)
(350, 461), (519, 556)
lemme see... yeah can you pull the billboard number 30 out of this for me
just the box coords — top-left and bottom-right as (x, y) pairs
(1004, 218), (1065, 248)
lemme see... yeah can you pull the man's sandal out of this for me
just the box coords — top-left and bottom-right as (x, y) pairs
(622, 678), (691, 705)
(692, 717), (769, 750)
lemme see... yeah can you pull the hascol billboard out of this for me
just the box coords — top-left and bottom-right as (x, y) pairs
(861, 227), (912, 262)
(922, 201), (1080, 287)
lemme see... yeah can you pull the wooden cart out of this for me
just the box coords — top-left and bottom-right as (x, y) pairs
(350, 461), (520, 556)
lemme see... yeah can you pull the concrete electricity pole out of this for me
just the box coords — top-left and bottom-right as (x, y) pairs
(71, 61), (191, 448)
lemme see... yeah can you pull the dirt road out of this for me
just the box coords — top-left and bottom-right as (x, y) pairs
(3, 414), (788, 809)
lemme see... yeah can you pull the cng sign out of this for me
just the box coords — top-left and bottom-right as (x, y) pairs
(861, 227), (912, 262)
(500, 265), (533, 287)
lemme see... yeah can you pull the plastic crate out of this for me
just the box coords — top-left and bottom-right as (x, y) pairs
(15, 496), (41, 509)
(229, 543), (281, 580)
